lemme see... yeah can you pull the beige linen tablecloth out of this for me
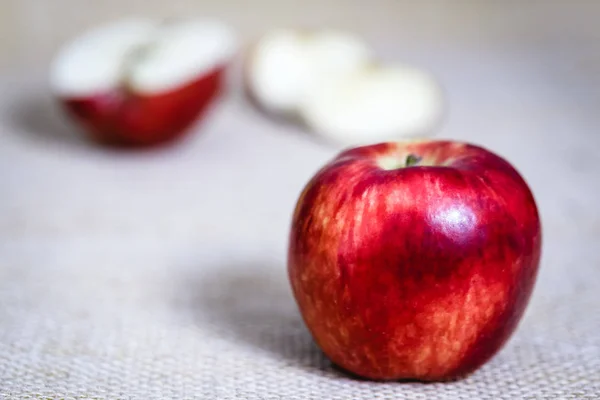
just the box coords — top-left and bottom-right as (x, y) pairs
(1, 1), (599, 398)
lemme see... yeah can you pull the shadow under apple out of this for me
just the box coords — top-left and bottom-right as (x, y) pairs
(6, 92), (209, 153)
(7, 92), (91, 150)
(178, 261), (337, 376)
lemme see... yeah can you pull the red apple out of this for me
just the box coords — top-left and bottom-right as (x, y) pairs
(288, 139), (542, 381)
(50, 18), (237, 147)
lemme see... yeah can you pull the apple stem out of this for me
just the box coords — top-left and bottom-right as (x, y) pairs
(405, 154), (422, 167)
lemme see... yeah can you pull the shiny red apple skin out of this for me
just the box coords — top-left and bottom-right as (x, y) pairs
(61, 67), (224, 148)
(287, 140), (542, 381)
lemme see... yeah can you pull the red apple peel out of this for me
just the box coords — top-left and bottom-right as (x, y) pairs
(62, 67), (224, 147)
(288, 140), (542, 381)
(50, 18), (237, 147)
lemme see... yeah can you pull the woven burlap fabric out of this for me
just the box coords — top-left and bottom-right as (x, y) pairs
(1, 18), (599, 397)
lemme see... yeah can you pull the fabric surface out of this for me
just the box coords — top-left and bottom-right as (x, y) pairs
(1, 5), (599, 397)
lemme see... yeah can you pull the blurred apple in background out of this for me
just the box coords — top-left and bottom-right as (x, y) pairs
(300, 63), (445, 146)
(50, 18), (237, 148)
(244, 29), (371, 118)
(288, 139), (542, 381)
(245, 29), (445, 146)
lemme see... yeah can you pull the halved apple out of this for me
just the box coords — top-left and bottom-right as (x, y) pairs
(50, 17), (237, 147)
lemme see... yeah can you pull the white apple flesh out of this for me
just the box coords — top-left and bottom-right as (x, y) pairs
(245, 29), (372, 117)
(245, 29), (445, 146)
(299, 64), (445, 146)
(50, 18), (237, 147)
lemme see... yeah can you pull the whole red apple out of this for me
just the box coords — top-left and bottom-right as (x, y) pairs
(50, 18), (237, 147)
(287, 139), (542, 381)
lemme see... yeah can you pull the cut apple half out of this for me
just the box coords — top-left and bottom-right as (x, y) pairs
(299, 63), (445, 146)
(245, 29), (372, 117)
(50, 17), (238, 147)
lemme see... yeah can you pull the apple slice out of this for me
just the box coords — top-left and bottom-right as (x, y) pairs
(50, 17), (237, 147)
(245, 29), (372, 117)
(299, 63), (445, 146)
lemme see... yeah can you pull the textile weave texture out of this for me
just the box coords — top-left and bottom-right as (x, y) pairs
(1, 37), (599, 398)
